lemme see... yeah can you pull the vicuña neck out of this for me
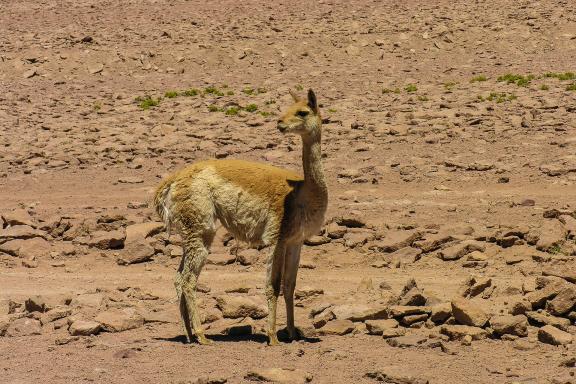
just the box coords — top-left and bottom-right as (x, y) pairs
(301, 128), (327, 197)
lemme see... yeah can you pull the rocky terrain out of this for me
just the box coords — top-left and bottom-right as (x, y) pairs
(1, 0), (575, 383)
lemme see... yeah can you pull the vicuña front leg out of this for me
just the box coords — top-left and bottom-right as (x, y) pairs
(265, 243), (285, 346)
(283, 243), (302, 340)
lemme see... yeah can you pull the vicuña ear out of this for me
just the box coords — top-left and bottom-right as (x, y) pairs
(307, 89), (318, 112)
(289, 89), (300, 102)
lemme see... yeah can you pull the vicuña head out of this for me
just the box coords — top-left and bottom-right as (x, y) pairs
(154, 87), (327, 346)
(277, 89), (321, 138)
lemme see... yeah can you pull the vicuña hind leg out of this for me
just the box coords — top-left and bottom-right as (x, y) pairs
(176, 232), (214, 345)
(265, 242), (285, 346)
(283, 243), (302, 340)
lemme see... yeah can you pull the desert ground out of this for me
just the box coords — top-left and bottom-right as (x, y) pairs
(1, 0), (575, 383)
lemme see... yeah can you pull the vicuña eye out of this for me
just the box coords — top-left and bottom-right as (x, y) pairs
(296, 110), (309, 117)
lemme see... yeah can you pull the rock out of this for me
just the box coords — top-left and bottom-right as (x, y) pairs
(245, 368), (313, 383)
(5, 317), (42, 336)
(386, 335), (428, 348)
(413, 233), (455, 253)
(25, 295), (51, 313)
(525, 311), (571, 331)
(2, 209), (35, 227)
(381, 327), (407, 339)
(512, 338), (536, 351)
(71, 293), (106, 308)
(326, 223), (347, 239)
(451, 298), (489, 327)
(69, 320), (101, 336)
(0, 237), (50, 258)
(390, 247), (422, 266)
(40, 307), (71, 325)
(23, 69), (37, 78)
(356, 277), (374, 293)
(88, 63), (104, 74)
(312, 307), (335, 329)
(370, 230), (421, 253)
(398, 287), (427, 306)
(304, 235), (330, 246)
(525, 280), (566, 308)
(510, 299), (532, 315)
(207, 318), (253, 336)
(87, 229), (125, 249)
(489, 315), (528, 337)
(117, 241), (155, 265)
(94, 308), (144, 332)
(0, 316), (10, 336)
(546, 285), (576, 316)
(318, 319), (354, 335)
(216, 296), (268, 319)
(335, 213), (366, 228)
(440, 325), (488, 341)
(365, 319), (399, 335)
(388, 306), (431, 318)
(294, 286), (324, 300)
(192, 377), (228, 384)
(439, 240), (485, 261)
(536, 220), (567, 251)
(542, 268), (576, 284)
(538, 325), (573, 345)
(430, 303), (452, 324)
(208, 253), (237, 265)
(0, 225), (47, 243)
(236, 249), (260, 265)
(468, 277), (492, 298)
(331, 304), (387, 321)
(124, 222), (164, 245)
(365, 367), (429, 384)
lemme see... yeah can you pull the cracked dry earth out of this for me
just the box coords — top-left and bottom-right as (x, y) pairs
(1, 0), (576, 383)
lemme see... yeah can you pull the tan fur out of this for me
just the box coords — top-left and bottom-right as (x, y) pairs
(154, 89), (327, 345)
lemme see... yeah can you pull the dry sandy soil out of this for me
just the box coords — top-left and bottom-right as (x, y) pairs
(1, 0), (576, 383)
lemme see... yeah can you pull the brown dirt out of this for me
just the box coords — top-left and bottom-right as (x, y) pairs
(1, 0), (575, 383)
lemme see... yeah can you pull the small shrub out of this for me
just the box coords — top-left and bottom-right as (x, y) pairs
(567, 83), (576, 91)
(404, 84), (418, 93)
(418, 95), (429, 101)
(444, 82), (457, 90)
(205, 86), (224, 96)
(540, 84), (549, 90)
(382, 87), (401, 94)
(544, 72), (575, 81)
(470, 75), (487, 83)
(245, 104), (258, 112)
(260, 111), (271, 117)
(225, 107), (240, 115)
(137, 96), (160, 110)
(497, 73), (535, 87)
(182, 88), (199, 96)
(226, 90), (234, 96)
(242, 87), (255, 95)
(208, 104), (220, 112)
(164, 90), (178, 98)
(295, 84), (304, 91)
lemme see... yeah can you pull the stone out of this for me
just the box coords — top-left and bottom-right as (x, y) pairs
(538, 325), (573, 345)
(304, 235), (330, 246)
(326, 223), (347, 239)
(2, 209), (35, 227)
(398, 287), (427, 306)
(5, 317), (42, 336)
(536, 220), (567, 251)
(245, 368), (313, 383)
(331, 304), (387, 321)
(294, 286), (324, 300)
(236, 249), (260, 265)
(88, 63), (104, 74)
(388, 306), (430, 318)
(468, 277), (492, 298)
(365, 367), (429, 384)
(40, 307), (71, 324)
(542, 268), (576, 284)
(335, 214), (366, 228)
(547, 285), (576, 316)
(489, 315), (528, 337)
(71, 293), (106, 308)
(94, 308), (144, 332)
(526, 311), (571, 331)
(216, 296), (268, 319)
(0, 225), (46, 243)
(451, 298), (489, 327)
(365, 319), (399, 335)
(381, 327), (407, 339)
(440, 325), (488, 341)
(512, 338), (536, 351)
(117, 241), (155, 265)
(386, 335), (428, 348)
(389, 247), (422, 265)
(430, 303), (452, 324)
(87, 229), (126, 249)
(312, 308), (335, 329)
(525, 280), (566, 308)
(370, 230), (421, 253)
(510, 299), (532, 315)
(413, 233), (455, 253)
(318, 319), (354, 335)
(439, 240), (485, 261)
(25, 295), (51, 313)
(124, 222), (164, 245)
(69, 320), (101, 336)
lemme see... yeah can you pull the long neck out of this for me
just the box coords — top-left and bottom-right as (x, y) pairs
(301, 128), (328, 198)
